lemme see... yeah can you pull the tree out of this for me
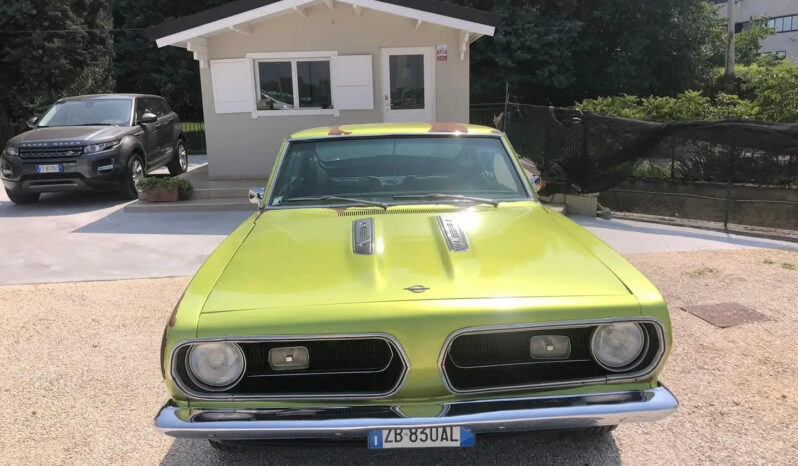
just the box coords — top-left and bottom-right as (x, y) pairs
(111, 0), (228, 117)
(448, 0), (720, 105)
(0, 0), (114, 126)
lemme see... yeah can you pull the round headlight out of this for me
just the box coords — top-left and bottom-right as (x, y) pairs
(591, 323), (646, 371)
(187, 342), (245, 390)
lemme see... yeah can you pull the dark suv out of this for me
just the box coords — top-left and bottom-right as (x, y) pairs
(1, 94), (187, 204)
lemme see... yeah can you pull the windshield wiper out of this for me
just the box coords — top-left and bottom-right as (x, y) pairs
(282, 196), (388, 209)
(393, 193), (500, 207)
(73, 123), (119, 127)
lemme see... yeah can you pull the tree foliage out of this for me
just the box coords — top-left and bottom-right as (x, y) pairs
(0, 0), (114, 125)
(577, 61), (798, 123)
(112, 0), (228, 117)
(449, 0), (719, 105)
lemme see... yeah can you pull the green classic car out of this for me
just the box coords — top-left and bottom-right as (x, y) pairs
(155, 122), (677, 450)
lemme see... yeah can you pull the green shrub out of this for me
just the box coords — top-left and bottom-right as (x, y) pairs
(136, 176), (193, 200)
(576, 60), (798, 124)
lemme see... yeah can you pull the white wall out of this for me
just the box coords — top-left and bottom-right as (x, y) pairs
(717, 0), (798, 62)
(197, 2), (472, 178)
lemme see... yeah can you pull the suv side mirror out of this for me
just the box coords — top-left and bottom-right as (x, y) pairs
(139, 112), (157, 124)
(26, 116), (38, 129)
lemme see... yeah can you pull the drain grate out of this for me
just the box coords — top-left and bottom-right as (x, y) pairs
(681, 303), (773, 328)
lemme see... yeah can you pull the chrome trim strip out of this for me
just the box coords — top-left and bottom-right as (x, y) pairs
(437, 317), (668, 395)
(155, 384), (678, 439)
(437, 215), (470, 252)
(352, 218), (374, 255)
(169, 333), (410, 401)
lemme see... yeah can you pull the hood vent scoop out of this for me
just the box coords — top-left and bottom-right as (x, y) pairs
(438, 216), (469, 252)
(352, 218), (374, 255)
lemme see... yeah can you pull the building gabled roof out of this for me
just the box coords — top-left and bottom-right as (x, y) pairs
(150, 0), (500, 47)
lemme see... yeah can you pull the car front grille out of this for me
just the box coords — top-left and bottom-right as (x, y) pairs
(172, 336), (409, 399)
(441, 320), (665, 393)
(18, 145), (83, 158)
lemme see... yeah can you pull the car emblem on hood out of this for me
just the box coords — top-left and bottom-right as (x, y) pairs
(405, 285), (430, 294)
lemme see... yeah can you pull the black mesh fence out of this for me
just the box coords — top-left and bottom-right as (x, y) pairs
(496, 103), (798, 193)
(473, 103), (798, 230)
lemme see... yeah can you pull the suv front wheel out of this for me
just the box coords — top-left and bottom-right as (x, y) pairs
(5, 188), (41, 204)
(120, 153), (144, 200)
(167, 140), (188, 176)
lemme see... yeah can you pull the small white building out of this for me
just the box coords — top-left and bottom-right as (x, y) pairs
(150, 0), (499, 178)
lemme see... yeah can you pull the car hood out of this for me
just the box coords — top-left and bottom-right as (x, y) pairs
(201, 202), (631, 313)
(10, 126), (132, 144)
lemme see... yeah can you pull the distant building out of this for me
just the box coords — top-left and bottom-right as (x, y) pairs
(713, 0), (798, 62)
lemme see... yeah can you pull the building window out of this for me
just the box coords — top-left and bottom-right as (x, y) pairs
(767, 14), (798, 33)
(255, 56), (333, 112)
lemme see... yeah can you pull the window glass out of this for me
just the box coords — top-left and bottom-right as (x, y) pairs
(258, 62), (294, 110)
(159, 98), (173, 115)
(775, 17), (784, 32)
(297, 61), (332, 109)
(783, 16), (792, 31)
(270, 137), (528, 205)
(147, 98), (168, 117)
(38, 99), (133, 127)
(794, 16), (798, 31)
(767, 18), (775, 28)
(389, 55), (425, 110)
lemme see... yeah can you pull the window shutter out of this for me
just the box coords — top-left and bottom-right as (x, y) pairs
(209, 59), (255, 114)
(331, 55), (374, 111)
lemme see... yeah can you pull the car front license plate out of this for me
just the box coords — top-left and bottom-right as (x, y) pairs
(368, 427), (474, 449)
(35, 164), (62, 174)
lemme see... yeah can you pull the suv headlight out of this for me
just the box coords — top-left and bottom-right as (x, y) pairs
(186, 342), (245, 390)
(84, 140), (121, 154)
(591, 322), (646, 371)
(5, 143), (18, 157)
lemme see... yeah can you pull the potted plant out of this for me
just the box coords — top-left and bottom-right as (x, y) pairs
(136, 177), (193, 203)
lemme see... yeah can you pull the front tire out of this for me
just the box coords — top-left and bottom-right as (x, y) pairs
(167, 140), (188, 176)
(120, 153), (144, 200)
(5, 188), (40, 204)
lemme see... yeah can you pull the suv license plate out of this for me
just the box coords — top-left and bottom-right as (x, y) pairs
(35, 164), (62, 174)
(368, 427), (474, 449)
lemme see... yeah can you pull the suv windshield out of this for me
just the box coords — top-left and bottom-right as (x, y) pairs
(269, 136), (529, 207)
(37, 99), (133, 127)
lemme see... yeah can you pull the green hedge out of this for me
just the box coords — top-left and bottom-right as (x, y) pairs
(576, 61), (798, 123)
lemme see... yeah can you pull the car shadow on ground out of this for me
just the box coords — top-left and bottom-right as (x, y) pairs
(574, 215), (798, 251)
(0, 191), (127, 217)
(73, 208), (253, 236)
(160, 431), (621, 465)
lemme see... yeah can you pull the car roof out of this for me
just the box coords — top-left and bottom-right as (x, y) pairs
(56, 94), (163, 102)
(289, 122), (503, 140)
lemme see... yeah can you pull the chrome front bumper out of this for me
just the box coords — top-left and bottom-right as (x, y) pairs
(155, 385), (677, 440)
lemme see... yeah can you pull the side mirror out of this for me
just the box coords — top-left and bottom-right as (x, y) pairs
(529, 175), (543, 193)
(139, 112), (157, 124)
(26, 116), (38, 129)
(249, 187), (265, 207)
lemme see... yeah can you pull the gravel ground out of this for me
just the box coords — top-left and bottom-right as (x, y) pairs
(0, 248), (796, 465)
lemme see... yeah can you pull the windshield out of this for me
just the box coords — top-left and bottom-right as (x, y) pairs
(269, 136), (529, 207)
(37, 99), (133, 127)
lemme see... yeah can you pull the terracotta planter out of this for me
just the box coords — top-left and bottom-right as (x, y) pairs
(144, 187), (179, 203)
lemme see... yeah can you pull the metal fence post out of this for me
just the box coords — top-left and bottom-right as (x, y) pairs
(724, 146), (735, 230)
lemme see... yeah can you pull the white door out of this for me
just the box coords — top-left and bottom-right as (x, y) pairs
(381, 47), (435, 122)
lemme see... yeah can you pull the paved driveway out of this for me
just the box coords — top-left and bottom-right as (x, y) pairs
(0, 188), (795, 285)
